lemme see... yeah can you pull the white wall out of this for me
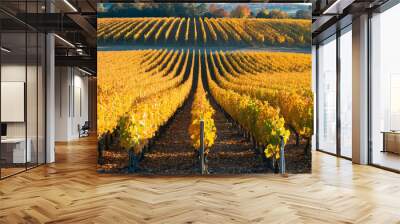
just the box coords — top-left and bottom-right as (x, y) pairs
(1, 65), (26, 140)
(55, 66), (69, 141)
(1, 62), (46, 164)
(55, 66), (89, 141)
(1, 64), (35, 138)
(72, 72), (89, 138)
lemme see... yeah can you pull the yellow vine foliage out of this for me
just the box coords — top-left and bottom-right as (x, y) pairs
(205, 50), (290, 159)
(97, 47), (311, 159)
(97, 49), (190, 138)
(185, 17), (191, 41)
(98, 17), (310, 47)
(198, 17), (207, 43)
(175, 17), (185, 41)
(211, 50), (313, 140)
(189, 51), (217, 152)
(165, 17), (178, 40)
(117, 51), (195, 154)
(193, 17), (198, 42)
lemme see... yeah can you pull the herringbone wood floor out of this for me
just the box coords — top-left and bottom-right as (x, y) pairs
(0, 136), (399, 224)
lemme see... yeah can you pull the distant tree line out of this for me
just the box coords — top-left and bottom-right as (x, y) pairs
(98, 3), (208, 18)
(254, 8), (311, 19)
(98, 3), (312, 20)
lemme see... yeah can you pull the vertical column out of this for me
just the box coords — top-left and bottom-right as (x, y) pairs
(88, 77), (97, 132)
(46, 1), (55, 163)
(312, 45), (317, 151)
(54, 67), (73, 141)
(352, 14), (369, 164)
(336, 30), (341, 156)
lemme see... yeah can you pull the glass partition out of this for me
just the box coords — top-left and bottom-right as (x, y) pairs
(1, 31), (28, 177)
(339, 26), (352, 158)
(317, 35), (337, 154)
(27, 31), (38, 169)
(0, 1), (46, 179)
(371, 4), (400, 171)
(38, 32), (46, 165)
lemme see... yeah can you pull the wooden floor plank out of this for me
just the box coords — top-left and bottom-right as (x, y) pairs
(0, 136), (399, 223)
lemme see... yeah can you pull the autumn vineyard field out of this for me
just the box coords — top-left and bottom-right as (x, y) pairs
(97, 15), (312, 174)
(98, 17), (311, 47)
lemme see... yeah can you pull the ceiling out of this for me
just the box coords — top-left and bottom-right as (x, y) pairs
(0, 0), (97, 74)
(311, 0), (392, 43)
(1, 0), (395, 74)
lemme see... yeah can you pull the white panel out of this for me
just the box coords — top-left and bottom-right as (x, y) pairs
(1, 82), (25, 122)
(74, 86), (81, 118)
(71, 86), (81, 138)
(11, 139), (32, 163)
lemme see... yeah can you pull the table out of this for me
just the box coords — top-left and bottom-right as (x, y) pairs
(382, 131), (400, 154)
(1, 138), (31, 163)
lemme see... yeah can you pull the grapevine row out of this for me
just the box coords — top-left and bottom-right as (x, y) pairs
(98, 49), (312, 159)
(210, 51), (313, 141)
(189, 51), (217, 152)
(98, 17), (310, 47)
(118, 55), (194, 154)
(98, 49), (190, 136)
(204, 50), (290, 159)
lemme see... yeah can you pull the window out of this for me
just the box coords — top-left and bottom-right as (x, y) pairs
(0, 1), (46, 179)
(339, 26), (352, 158)
(370, 3), (400, 171)
(317, 35), (337, 154)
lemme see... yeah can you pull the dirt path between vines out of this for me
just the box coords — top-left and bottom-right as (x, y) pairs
(207, 101), (270, 174)
(138, 95), (199, 175)
(138, 93), (270, 174)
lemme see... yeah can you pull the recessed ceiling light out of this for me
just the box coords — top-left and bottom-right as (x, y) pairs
(78, 67), (93, 76)
(1, 47), (11, 53)
(322, 0), (354, 15)
(54, 34), (75, 48)
(63, 0), (78, 12)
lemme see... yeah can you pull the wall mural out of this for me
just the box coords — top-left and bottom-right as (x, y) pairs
(97, 3), (313, 174)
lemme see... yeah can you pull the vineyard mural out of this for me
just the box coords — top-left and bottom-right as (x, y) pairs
(97, 3), (313, 174)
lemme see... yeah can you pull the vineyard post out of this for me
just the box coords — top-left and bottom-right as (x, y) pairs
(128, 150), (136, 173)
(200, 120), (205, 174)
(97, 140), (104, 165)
(279, 136), (286, 174)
